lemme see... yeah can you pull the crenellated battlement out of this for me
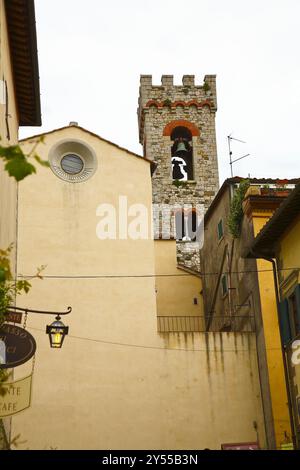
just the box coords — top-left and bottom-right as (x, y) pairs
(140, 74), (216, 88)
(138, 75), (217, 144)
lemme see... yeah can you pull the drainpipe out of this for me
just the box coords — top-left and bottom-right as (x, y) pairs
(253, 250), (297, 449)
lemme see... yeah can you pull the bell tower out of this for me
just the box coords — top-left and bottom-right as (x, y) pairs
(138, 74), (219, 271)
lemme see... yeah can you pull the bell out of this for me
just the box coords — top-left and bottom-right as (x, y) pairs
(175, 142), (188, 153)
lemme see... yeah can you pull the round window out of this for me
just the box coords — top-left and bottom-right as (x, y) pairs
(60, 154), (84, 175)
(49, 140), (97, 183)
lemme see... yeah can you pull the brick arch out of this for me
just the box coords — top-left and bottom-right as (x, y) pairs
(163, 120), (200, 137)
(199, 99), (212, 108)
(173, 101), (186, 108)
(187, 99), (199, 107)
(145, 99), (160, 108)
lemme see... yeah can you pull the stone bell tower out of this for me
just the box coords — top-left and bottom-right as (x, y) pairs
(138, 74), (219, 271)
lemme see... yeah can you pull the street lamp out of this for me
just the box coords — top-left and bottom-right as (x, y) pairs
(5, 306), (72, 349)
(46, 316), (69, 348)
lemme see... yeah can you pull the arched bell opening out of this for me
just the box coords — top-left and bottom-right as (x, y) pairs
(171, 126), (193, 181)
(175, 209), (200, 242)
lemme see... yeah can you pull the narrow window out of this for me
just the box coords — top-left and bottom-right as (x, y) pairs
(217, 219), (224, 240)
(175, 210), (200, 242)
(221, 274), (228, 296)
(171, 126), (193, 181)
(289, 294), (300, 337)
(187, 210), (199, 242)
(175, 210), (185, 240)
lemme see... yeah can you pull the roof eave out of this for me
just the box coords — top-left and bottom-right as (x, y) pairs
(246, 183), (300, 259)
(5, 0), (41, 126)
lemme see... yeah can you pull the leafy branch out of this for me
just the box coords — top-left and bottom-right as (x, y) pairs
(0, 253), (46, 385)
(228, 179), (250, 238)
(0, 245), (46, 396)
(0, 136), (49, 182)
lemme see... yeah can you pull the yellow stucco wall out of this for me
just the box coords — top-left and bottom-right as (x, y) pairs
(278, 216), (300, 443)
(253, 213), (292, 447)
(10, 127), (266, 449)
(0, 0), (21, 446)
(154, 240), (203, 316)
(0, 0), (19, 251)
(279, 217), (300, 285)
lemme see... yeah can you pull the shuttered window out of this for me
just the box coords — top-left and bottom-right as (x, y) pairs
(221, 274), (228, 296)
(279, 285), (300, 346)
(291, 284), (300, 336)
(279, 298), (292, 346)
(217, 219), (224, 240)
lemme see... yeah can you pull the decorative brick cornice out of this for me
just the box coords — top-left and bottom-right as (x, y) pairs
(144, 99), (212, 110)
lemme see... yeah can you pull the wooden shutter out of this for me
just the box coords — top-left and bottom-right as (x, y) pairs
(279, 298), (292, 346)
(294, 284), (300, 334)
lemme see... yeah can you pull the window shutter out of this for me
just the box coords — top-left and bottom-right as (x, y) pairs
(294, 284), (300, 331)
(279, 298), (292, 346)
(217, 220), (223, 240)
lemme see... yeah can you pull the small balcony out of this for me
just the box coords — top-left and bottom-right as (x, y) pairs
(157, 315), (255, 333)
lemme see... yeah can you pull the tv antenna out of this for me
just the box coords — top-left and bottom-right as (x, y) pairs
(227, 134), (250, 177)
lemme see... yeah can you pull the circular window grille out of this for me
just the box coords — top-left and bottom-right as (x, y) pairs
(49, 140), (97, 183)
(61, 154), (84, 175)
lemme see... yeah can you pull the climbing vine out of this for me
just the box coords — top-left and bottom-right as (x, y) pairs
(172, 179), (188, 188)
(228, 179), (250, 238)
(0, 248), (45, 396)
(0, 246), (31, 395)
(162, 99), (172, 107)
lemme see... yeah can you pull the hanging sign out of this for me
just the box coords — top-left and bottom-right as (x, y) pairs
(5, 310), (22, 324)
(0, 375), (32, 417)
(0, 324), (36, 369)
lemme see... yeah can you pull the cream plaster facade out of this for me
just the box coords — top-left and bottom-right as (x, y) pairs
(0, 0), (19, 252)
(9, 125), (267, 449)
(154, 239), (203, 316)
(0, 0), (22, 447)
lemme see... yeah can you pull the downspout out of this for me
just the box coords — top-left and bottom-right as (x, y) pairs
(250, 247), (297, 448)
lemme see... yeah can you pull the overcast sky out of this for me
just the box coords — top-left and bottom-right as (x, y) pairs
(19, 0), (300, 185)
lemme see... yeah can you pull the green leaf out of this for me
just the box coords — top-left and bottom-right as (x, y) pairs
(0, 145), (21, 160)
(5, 156), (36, 181)
(0, 268), (6, 282)
(23, 281), (31, 294)
(16, 280), (31, 294)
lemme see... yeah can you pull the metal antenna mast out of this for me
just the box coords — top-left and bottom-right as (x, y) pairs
(227, 134), (250, 177)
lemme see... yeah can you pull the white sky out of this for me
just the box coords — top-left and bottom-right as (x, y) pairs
(20, 0), (300, 185)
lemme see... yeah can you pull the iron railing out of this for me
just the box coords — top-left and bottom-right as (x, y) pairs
(157, 315), (255, 333)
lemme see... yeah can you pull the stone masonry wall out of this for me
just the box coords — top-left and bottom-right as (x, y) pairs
(138, 75), (219, 271)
